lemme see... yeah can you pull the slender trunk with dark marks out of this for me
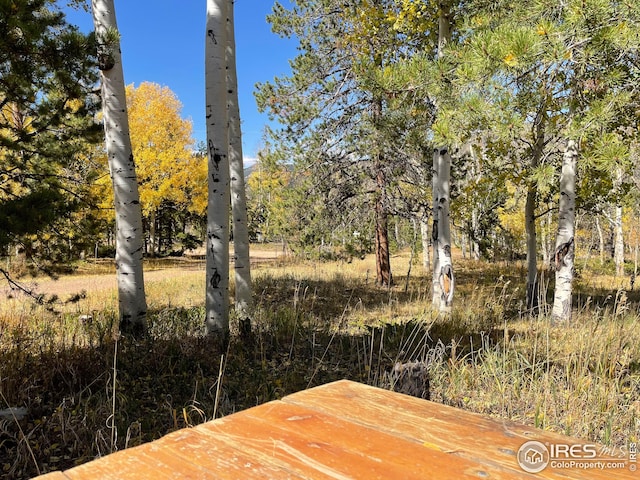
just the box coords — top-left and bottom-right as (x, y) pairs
(91, 0), (147, 331)
(551, 140), (577, 323)
(226, 0), (252, 329)
(205, 0), (230, 338)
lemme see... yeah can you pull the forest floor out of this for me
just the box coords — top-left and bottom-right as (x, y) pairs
(1, 245), (639, 478)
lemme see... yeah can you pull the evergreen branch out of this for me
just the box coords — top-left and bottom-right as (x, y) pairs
(0, 268), (45, 305)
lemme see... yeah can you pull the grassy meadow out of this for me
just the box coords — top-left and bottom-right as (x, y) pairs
(1, 244), (639, 478)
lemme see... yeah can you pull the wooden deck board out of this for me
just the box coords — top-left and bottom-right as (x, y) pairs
(282, 380), (628, 480)
(151, 428), (306, 479)
(31, 473), (71, 480)
(33, 380), (637, 479)
(195, 400), (533, 479)
(61, 444), (205, 480)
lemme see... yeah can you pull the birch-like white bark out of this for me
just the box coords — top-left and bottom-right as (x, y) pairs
(431, 2), (454, 313)
(432, 148), (454, 313)
(471, 209), (480, 260)
(226, 0), (252, 323)
(205, 0), (230, 336)
(438, 149), (454, 313)
(91, 0), (147, 329)
(551, 140), (577, 323)
(595, 216), (604, 265)
(432, 149), (442, 306)
(613, 165), (625, 278)
(437, 3), (450, 59)
(540, 214), (549, 265)
(419, 213), (430, 271)
(614, 204), (624, 277)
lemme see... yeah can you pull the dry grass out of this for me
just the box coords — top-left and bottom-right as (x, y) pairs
(0, 247), (639, 478)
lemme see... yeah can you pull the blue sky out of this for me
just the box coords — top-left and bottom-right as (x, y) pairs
(63, 1), (297, 163)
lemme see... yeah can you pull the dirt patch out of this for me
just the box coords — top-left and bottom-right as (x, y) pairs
(2, 245), (286, 300)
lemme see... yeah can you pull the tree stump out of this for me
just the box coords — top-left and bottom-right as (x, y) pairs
(390, 361), (430, 400)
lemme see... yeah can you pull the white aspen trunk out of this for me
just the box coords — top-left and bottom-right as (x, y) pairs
(437, 3), (450, 59)
(551, 140), (577, 323)
(541, 213), (549, 265)
(431, 2), (454, 313)
(471, 209), (480, 260)
(612, 167), (625, 277)
(432, 149), (442, 306)
(546, 210), (553, 265)
(149, 209), (157, 257)
(91, 0), (147, 330)
(439, 149), (454, 313)
(467, 143), (481, 260)
(205, 0), (230, 337)
(614, 205), (624, 277)
(432, 148), (454, 313)
(595, 216), (605, 265)
(226, 0), (252, 326)
(420, 213), (430, 271)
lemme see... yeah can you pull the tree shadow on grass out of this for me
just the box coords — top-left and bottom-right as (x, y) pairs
(3, 259), (639, 478)
(0, 303), (450, 478)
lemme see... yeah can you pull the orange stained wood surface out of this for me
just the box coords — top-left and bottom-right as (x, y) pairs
(34, 380), (637, 479)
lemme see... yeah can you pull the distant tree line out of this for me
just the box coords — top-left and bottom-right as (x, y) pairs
(2, 0), (640, 328)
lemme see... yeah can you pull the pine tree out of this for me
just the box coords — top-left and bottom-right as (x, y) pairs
(256, 0), (433, 287)
(0, 0), (100, 264)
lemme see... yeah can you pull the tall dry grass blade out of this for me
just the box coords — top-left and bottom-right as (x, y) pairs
(213, 354), (225, 419)
(110, 334), (119, 453)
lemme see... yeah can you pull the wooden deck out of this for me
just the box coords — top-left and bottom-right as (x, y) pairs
(35, 380), (636, 479)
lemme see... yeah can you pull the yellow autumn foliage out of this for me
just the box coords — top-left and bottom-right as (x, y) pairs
(126, 82), (200, 215)
(389, 0), (431, 34)
(95, 82), (205, 219)
(497, 181), (526, 249)
(246, 159), (293, 239)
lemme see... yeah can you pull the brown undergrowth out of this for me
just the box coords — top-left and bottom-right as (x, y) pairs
(0, 251), (639, 478)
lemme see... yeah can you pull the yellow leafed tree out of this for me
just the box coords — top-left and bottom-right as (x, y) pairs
(126, 82), (201, 255)
(95, 82), (205, 256)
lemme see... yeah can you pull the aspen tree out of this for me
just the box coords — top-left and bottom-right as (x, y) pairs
(551, 140), (577, 323)
(226, 0), (253, 327)
(91, 0), (147, 330)
(431, 1), (455, 313)
(205, 0), (230, 337)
